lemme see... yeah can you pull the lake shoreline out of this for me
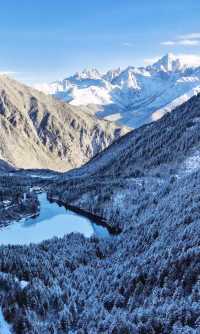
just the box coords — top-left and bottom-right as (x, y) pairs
(48, 195), (122, 235)
(0, 192), (115, 245)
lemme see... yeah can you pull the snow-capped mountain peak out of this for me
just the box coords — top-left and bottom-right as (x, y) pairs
(111, 67), (140, 90)
(35, 53), (200, 128)
(150, 53), (184, 72)
(73, 68), (102, 80)
(103, 68), (121, 82)
(150, 53), (200, 73)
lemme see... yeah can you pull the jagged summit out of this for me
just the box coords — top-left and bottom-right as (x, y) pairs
(150, 53), (182, 72)
(149, 53), (200, 72)
(103, 67), (121, 82)
(72, 68), (102, 80)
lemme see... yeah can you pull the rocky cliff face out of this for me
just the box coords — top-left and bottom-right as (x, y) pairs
(0, 75), (128, 171)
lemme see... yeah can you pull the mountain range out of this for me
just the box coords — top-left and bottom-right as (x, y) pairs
(0, 75), (128, 171)
(1, 63), (200, 332)
(36, 53), (200, 128)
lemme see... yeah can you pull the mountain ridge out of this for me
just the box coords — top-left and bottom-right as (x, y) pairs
(0, 75), (128, 171)
(50, 92), (200, 224)
(35, 53), (200, 128)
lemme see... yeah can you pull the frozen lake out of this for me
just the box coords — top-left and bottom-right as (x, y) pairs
(0, 193), (110, 245)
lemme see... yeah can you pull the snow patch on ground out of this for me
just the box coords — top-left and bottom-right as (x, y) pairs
(20, 280), (29, 289)
(179, 151), (200, 175)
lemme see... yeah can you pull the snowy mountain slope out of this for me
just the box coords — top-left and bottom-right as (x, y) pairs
(36, 53), (200, 128)
(49, 92), (200, 228)
(46, 92), (200, 230)
(0, 75), (128, 171)
(51, 93), (200, 183)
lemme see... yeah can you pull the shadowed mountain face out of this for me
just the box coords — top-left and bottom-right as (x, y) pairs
(0, 75), (128, 172)
(0, 159), (14, 172)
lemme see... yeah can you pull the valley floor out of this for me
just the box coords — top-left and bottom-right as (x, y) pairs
(0, 168), (200, 333)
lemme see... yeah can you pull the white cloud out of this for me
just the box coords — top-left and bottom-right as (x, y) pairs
(179, 33), (200, 40)
(123, 42), (134, 47)
(161, 39), (200, 47)
(161, 41), (175, 46)
(179, 39), (200, 46)
(0, 71), (17, 76)
(176, 54), (200, 67)
(161, 32), (200, 47)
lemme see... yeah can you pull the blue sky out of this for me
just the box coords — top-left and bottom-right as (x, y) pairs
(1, 0), (200, 84)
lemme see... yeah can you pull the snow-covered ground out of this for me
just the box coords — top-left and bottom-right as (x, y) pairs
(179, 150), (200, 175)
(35, 53), (200, 128)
